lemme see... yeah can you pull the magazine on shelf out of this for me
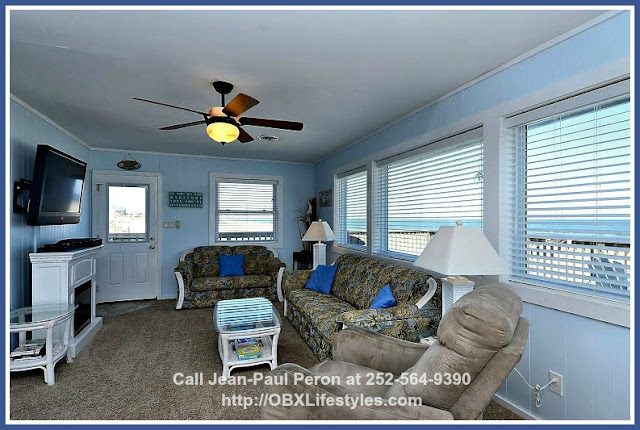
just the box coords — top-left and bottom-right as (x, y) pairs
(10, 340), (46, 359)
(236, 343), (262, 360)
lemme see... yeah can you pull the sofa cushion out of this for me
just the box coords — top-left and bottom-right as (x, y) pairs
(306, 264), (338, 294)
(370, 284), (396, 309)
(332, 254), (394, 309)
(386, 284), (522, 410)
(288, 288), (356, 328)
(190, 276), (234, 292)
(233, 275), (272, 289)
(219, 255), (245, 277)
(232, 245), (272, 275)
(192, 246), (232, 278)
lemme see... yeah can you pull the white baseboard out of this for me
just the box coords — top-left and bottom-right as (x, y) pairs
(159, 293), (177, 300)
(492, 393), (537, 420)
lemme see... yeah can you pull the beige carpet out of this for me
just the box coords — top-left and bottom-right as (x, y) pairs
(10, 300), (521, 421)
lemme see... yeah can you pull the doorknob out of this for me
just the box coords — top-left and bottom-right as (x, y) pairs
(150, 237), (155, 241)
(149, 245), (156, 250)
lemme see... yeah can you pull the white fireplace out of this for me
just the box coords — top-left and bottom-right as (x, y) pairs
(29, 245), (103, 358)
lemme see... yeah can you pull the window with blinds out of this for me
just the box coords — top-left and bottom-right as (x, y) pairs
(374, 133), (483, 260)
(506, 93), (630, 301)
(213, 178), (279, 243)
(335, 169), (367, 249)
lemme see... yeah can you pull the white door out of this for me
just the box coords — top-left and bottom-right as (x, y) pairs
(92, 172), (160, 303)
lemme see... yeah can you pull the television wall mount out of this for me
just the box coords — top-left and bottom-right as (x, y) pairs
(13, 178), (32, 213)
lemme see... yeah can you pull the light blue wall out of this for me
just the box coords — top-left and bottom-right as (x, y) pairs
(313, 12), (630, 420)
(315, 11), (631, 224)
(89, 150), (314, 299)
(9, 100), (92, 310)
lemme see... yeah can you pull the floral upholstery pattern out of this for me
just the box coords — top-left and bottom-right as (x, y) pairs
(183, 287), (277, 310)
(191, 276), (234, 292)
(233, 275), (272, 289)
(282, 253), (442, 361)
(174, 245), (285, 309)
(192, 246), (232, 278)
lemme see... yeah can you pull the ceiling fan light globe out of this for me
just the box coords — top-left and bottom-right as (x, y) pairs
(207, 122), (239, 143)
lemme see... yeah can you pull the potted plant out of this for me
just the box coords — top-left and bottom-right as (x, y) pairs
(295, 197), (317, 251)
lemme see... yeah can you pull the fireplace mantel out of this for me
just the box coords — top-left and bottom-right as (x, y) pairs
(29, 245), (103, 358)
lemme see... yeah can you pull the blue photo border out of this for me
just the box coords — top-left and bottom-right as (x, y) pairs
(1, 1), (635, 429)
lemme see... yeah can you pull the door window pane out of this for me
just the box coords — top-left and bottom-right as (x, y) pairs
(108, 185), (148, 242)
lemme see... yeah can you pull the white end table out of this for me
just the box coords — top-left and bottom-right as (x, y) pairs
(10, 304), (76, 386)
(213, 297), (281, 380)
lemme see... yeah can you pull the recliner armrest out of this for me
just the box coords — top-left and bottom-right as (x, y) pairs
(332, 326), (428, 376)
(260, 363), (453, 420)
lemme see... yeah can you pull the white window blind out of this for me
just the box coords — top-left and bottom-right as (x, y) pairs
(214, 179), (278, 243)
(374, 133), (483, 260)
(335, 168), (367, 249)
(506, 94), (631, 301)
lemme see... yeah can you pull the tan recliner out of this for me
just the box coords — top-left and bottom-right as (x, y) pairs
(261, 284), (529, 420)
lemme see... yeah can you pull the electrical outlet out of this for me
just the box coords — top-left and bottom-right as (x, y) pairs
(549, 371), (563, 397)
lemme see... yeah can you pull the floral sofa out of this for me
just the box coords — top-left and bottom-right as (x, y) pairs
(280, 253), (442, 361)
(174, 245), (285, 309)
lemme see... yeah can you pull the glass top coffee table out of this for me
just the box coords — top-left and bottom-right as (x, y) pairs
(213, 297), (281, 380)
(10, 303), (76, 385)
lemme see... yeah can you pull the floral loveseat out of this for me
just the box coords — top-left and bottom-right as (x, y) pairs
(174, 245), (285, 309)
(280, 254), (442, 361)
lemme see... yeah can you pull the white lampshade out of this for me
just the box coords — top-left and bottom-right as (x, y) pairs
(302, 220), (336, 242)
(413, 223), (508, 276)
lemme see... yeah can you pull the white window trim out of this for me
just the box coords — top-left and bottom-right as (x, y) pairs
(333, 165), (368, 252)
(372, 127), (484, 261)
(500, 79), (631, 322)
(209, 172), (284, 249)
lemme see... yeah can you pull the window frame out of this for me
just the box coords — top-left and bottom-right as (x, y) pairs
(373, 128), (484, 261)
(502, 79), (631, 304)
(209, 173), (284, 249)
(333, 166), (368, 252)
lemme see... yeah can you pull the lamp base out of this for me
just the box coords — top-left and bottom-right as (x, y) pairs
(441, 276), (474, 315)
(312, 243), (326, 269)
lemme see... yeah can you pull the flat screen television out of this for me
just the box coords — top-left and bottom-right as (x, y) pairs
(26, 145), (87, 226)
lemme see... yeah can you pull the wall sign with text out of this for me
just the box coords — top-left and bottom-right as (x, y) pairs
(168, 192), (203, 208)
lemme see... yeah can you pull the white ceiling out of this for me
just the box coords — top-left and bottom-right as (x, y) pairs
(10, 9), (606, 163)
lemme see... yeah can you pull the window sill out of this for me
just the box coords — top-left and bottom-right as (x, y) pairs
(332, 244), (367, 256)
(482, 279), (630, 328)
(210, 240), (283, 251)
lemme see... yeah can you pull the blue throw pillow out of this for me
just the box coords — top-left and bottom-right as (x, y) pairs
(305, 265), (338, 294)
(370, 284), (396, 309)
(219, 255), (245, 277)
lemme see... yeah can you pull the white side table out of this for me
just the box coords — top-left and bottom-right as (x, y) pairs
(10, 304), (76, 386)
(213, 297), (281, 380)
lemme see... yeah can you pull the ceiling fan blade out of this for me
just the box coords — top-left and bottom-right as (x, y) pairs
(237, 127), (254, 143)
(239, 117), (303, 131)
(223, 93), (259, 117)
(133, 97), (208, 116)
(159, 120), (206, 130)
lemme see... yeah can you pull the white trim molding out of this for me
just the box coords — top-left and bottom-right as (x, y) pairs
(208, 172), (284, 249)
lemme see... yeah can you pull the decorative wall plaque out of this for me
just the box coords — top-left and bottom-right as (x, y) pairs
(318, 189), (332, 207)
(168, 192), (203, 208)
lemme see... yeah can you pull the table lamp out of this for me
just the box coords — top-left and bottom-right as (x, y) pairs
(413, 221), (508, 314)
(302, 219), (336, 269)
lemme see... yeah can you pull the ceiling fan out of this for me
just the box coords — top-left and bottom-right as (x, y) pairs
(134, 81), (303, 145)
